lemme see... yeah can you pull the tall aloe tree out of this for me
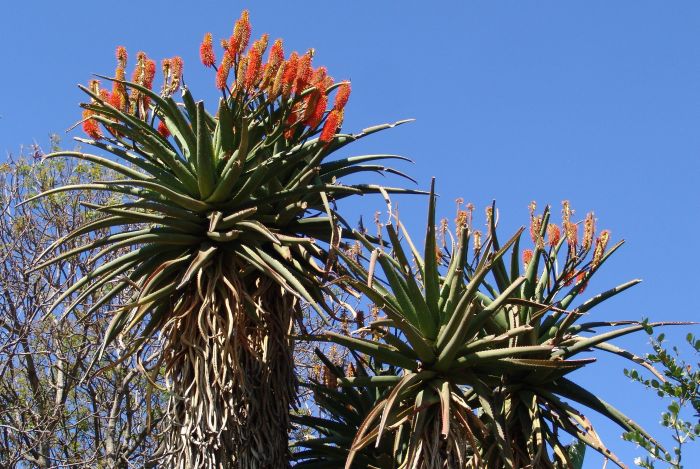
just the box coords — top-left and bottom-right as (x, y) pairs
(28, 11), (416, 468)
(316, 182), (686, 468)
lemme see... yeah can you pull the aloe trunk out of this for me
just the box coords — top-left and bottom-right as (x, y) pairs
(161, 264), (296, 468)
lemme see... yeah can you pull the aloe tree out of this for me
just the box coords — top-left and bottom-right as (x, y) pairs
(313, 182), (686, 468)
(28, 11), (416, 468)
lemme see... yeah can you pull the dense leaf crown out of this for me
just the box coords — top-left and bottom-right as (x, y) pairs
(31, 10), (417, 364)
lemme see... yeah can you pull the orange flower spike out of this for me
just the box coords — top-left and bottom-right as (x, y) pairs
(528, 201), (540, 244)
(465, 203), (475, 228)
(473, 230), (482, 253)
(546, 223), (561, 247)
(142, 59), (155, 87)
(239, 10), (251, 53)
(566, 222), (579, 256)
(530, 215), (543, 247)
(244, 47), (262, 90)
(334, 83), (351, 111)
(301, 69), (326, 121)
(231, 10), (251, 54)
(261, 39), (284, 89)
(562, 200), (573, 227)
(161, 58), (171, 81)
(562, 200), (578, 255)
(455, 210), (468, 231)
(311, 67), (328, 87)
(89, 79), (100, 95)
(267, 39), (284, 67)
(132, 51), (147, 85)
(304, 93), (327, 129)
(582, 212), (596, 251)
(82, 109), (102, 140)
(228, 33), (239, 57)
(108, 91), (121, 109)
(216, 51), (233, 90)
(99, 89), (111, 102)
(200, 32), (216, 68)
(236, 56), (249, 91)
(160, 58), (172, 95)
(591, 229), (610, 268)
(116, 46), (128, 68)
(254, 33), (269, 55)
(294, 50), (313, 94)
(320, 109), (343, 143)
(171, 56), (184, 90)
(173, 56), (184, 76)
(270, 61), (286, 99)
(321, 75), (335, 92)
(522, 249), (534, 269)
(112, 65), (128, 112)
(114, 65), (126, 82)
(157, 120), (171, 138)
(281, 52), (299, 98)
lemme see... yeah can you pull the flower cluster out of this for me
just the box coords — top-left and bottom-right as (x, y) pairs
(202, 10), (351, 143)
(525, 200), (610, 293)
(82, 11), (352, 147)
(81, 46), (179, 140)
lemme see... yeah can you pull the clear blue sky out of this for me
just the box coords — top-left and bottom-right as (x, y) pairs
(2, 2), (698, 466)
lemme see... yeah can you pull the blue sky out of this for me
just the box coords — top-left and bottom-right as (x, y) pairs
(1, 1), (699, 466)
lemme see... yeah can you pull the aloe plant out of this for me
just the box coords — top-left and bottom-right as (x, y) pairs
(29, 11), (417, 468)
(320, 181), (686, 468)
(291, 349), (400, 468)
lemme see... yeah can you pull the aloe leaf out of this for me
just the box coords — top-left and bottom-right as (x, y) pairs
(344, 278), (434, 363)
(88, 230), (199, 265)
(544, 279), (642, 340)
(240, 245), (321, 314)
(60, 257), (139, 319)
(207, 118), (251, 203)
(176, 243), (218, 289)
(44, 151), (150, 181)
(487, 201), (513, 293)
(214, 98), (235, 160)
(439, 226), (469, 322)
(553, 377), (665, 452)
(320, 153), (411, 172)
(579, 279), (642, 314)
(461, 276), (526, 340)
(80, 88), (197, 187)
(31, 228), (151, 273)
(559, 240), (625, 310)
(233, 220), (281, 245)
(423, 179), (440, 319)
(91, 76), (197, 160)
(324, 331), (418, 370)
(195, 101), (217, 199)
(84, 203), (202, 233)
(593, 342), (665, 381)
(435, 300), (478, 371)
(553, 323), (669, 359)
(345, 401), (389, 469)
(97, 179), (209, 212)
(327, 119), (414, 155)
(376, 372), (424, 444)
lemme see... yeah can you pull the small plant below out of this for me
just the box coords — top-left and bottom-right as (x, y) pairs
(624, 331), (699, 468)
